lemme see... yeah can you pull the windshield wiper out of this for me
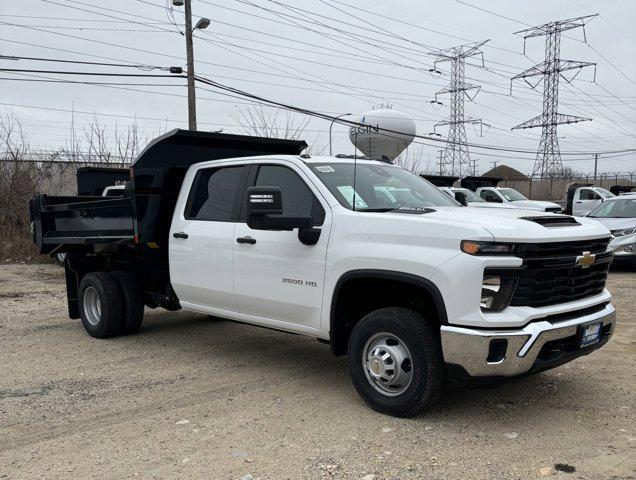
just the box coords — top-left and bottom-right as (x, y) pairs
(355, 207), (398, 212)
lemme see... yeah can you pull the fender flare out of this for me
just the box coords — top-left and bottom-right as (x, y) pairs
(329, 269), (448, 352)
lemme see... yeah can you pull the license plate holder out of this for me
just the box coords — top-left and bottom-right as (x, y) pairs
(579, 322), (603, 348)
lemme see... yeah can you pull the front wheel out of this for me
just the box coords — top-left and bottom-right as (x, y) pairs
(348, 307), (445, 417)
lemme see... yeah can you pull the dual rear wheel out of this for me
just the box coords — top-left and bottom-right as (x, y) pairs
(78, 271), (144, 338)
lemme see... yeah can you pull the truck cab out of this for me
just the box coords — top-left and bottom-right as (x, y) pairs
(565, 183), (615, 216)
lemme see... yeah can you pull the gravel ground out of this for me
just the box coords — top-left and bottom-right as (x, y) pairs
(0, 263), (634, 480)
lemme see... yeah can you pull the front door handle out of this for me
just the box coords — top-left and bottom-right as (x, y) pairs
(236, 236), (256, 244)
(173, 231), (189, 239)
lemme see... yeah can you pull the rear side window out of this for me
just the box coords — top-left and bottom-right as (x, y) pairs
(255, 165), (325, 225)
(185, 166), (244, 221)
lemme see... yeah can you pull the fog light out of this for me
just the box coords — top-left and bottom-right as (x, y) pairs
(625, 244), (634, 253)
(480, 276), (517, 312)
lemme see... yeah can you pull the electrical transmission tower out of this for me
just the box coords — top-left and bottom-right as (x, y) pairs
(430, 40), (490, 177)
(510, 15), (597, 178)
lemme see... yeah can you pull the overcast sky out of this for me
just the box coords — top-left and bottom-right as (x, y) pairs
(1, 0), (635, 175)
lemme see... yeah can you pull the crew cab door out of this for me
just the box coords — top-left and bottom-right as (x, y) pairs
(573, 188), (602, 216)
(233, 162), (330, 330)
(169, 164), (249, 312)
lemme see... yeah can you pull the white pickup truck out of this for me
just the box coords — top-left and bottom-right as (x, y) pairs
(565, 183), (615, 216)
(476, 186), (563, 213)
(30, 130), (616, 417)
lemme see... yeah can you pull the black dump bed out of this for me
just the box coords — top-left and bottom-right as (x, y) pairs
(30, 129), (307, 254)
(419, 175), (459, 187)
(460, 176), (502, 191)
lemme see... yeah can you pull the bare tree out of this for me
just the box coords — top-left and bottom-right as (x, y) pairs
(231, 105), (322, 153)
(396, 144), (430, 174)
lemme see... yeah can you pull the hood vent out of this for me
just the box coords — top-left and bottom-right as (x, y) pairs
(522, 216), (580, 227)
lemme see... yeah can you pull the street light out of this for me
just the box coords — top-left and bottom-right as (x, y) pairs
(173, 0), (211, 130)
(329, 113), (352, 156)
(195, 18), (211, 30)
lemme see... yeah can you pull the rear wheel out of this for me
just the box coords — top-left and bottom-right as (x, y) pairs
(348, 307), (445, 417)
(79, 272), (124, 338)
(110, 271), (145, 335)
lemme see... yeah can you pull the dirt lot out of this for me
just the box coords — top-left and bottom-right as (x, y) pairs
(0, 264), (634, 480)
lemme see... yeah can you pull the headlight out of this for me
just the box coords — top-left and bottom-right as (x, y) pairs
(481, 276), (517, 312)
(611, 227), (636, 237)
(461, 240), (515, 255)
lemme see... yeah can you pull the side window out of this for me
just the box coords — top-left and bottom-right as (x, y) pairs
(580, 189), (599, 200)
(255, 165), (325, 225)
(481, 190), (498, 202)
(185, 166), (244, 221)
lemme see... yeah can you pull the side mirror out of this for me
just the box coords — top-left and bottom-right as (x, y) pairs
(454, 191), (467, 206)
(246, 186), (313, 232)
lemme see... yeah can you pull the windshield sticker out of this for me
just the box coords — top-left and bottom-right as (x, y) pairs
(337, 185), (368, 208)
(315, 165), (335, 173)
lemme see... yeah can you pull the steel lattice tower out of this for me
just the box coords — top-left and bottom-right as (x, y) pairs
(511, 15), (597, 178)
(430, 40), (489, 177)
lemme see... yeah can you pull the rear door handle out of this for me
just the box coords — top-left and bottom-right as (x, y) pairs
(173, 231), (188, 239)
(236, 236), (256, 244)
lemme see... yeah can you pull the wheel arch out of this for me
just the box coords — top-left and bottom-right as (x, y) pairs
(329, 269), (448, 356)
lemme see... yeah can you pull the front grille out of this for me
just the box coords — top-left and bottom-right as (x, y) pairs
(487, 237), (612, 308)
(516, 237), (610, 258)
(509, 260), (610, 307)
(545, 207), (562, 213)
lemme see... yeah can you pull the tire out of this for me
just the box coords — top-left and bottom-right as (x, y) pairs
(348, 307), (445, 417)
(54, 252), (67, 266)
(78, 272), (125, 338)
(110, 271), (145, 335)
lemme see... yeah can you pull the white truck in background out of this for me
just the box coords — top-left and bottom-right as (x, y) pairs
(475, 186), (563, 213)
(565, 183), (616, 216)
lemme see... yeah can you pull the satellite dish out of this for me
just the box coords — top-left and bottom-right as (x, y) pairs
(349, 108), (416, 161)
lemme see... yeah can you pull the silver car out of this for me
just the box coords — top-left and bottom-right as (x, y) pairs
(587, 197), (636, 264)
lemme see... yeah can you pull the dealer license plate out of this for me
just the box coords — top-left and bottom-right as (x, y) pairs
(580, 322), (602, 348)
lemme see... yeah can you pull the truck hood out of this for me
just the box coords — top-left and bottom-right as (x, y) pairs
(425, 206), (610, 242)
(509, 200), (561, 211)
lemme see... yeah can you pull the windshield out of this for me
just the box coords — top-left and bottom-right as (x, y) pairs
(588, 198), (636, 218)
(454, 188), (484, 203)
(499, 188), (527, 201)
(309, 162), (458, 211)
(597, 188), (615, 198)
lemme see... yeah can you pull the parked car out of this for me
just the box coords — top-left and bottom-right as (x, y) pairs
(587, 196), (636, 265)
(30, 129), (616, 417)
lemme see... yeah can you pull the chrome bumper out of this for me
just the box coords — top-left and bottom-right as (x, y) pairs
(440, 303), (616, 377)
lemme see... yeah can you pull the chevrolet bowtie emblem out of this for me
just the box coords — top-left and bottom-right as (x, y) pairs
(575, 251), (596, 268)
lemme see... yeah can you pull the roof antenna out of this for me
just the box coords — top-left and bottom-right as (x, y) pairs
(352, 129), (358, 212)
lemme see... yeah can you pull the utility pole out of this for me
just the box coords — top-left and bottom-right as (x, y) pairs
(430, 40), (490, 178)
(438, 150), (444, 175)
(173, 0), (210, 131)
(510, 15), (597, 179)
(593, 153), (599, 182)
(184, 0), (197, 130)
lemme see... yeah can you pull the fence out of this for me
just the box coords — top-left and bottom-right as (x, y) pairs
(0, 158), (131, 261)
